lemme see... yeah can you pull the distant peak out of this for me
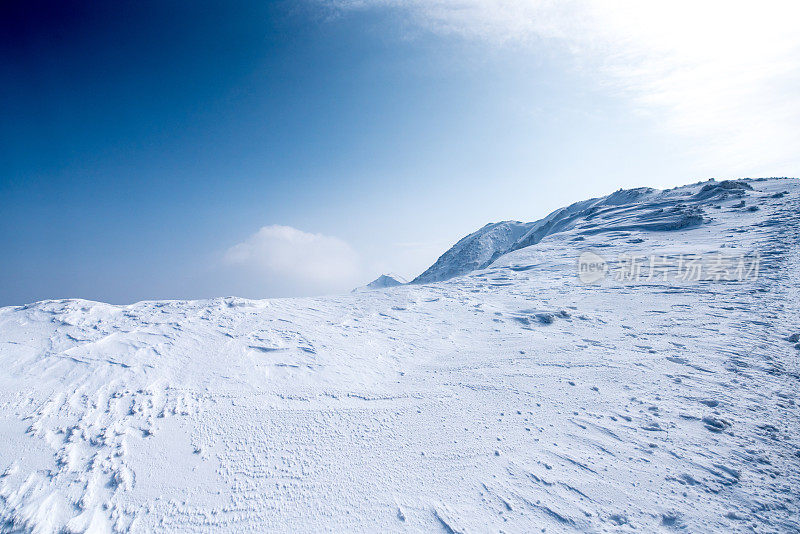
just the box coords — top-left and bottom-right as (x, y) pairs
(352, 273), (407, 292)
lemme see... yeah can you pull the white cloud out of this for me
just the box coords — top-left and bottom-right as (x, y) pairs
(224, 225), (361, 287)
(324, 0), (800, 176)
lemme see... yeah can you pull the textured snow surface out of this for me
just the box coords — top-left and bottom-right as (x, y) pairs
(1, 178), (799, 533)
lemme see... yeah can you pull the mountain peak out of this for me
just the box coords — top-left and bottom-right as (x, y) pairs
(353, 273), (407, 292)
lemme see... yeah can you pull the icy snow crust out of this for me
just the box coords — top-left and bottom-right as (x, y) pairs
(1, 178), (799, 532)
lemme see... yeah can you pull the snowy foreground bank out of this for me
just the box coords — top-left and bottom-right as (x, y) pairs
(1, 178), (799, 532)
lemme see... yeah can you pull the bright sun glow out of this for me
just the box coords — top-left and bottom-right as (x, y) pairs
(331, 0), (800, 176)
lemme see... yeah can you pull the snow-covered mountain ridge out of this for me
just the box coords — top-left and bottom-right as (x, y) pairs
(1, 177), (798, 533)
(414, 178), (758, 283)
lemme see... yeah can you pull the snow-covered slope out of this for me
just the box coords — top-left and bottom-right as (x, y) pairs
(413, 179), (753, 283)
(413, 221), (533, 283)
(1, 178), (799, 533)
(353, 273), (407, 292)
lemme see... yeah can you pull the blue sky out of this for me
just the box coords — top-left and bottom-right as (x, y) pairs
(1, 0), (798, 305)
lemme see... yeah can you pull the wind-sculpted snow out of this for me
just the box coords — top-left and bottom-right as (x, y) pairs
(1, 178), (799, 533)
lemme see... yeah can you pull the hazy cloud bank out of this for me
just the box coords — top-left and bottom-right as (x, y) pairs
(223, 225), (362, 294)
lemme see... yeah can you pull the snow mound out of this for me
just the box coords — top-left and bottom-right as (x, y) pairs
(694, 179), (753, 200)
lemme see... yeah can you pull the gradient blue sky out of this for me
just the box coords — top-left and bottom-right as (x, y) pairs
(2, 0), (798, 305)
